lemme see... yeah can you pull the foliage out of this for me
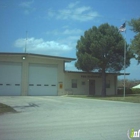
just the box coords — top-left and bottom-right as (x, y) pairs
(118, 79), (140, 95)
(131, 89), (140, 94)
(75, 23), (132, 96)
(129, 18), (140, 64)
(129, 18), (140, 33)
(118, 79), (140, 89)
(0, 103), (16, 114)
(117, 88), (132, 95)
(117, 88), (140, 95)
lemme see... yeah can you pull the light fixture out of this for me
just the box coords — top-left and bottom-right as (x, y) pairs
(22, 56), (26, 60)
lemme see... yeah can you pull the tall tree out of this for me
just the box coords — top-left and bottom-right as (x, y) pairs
(75, 23), (132, 96)
(129, 18), (140, 64)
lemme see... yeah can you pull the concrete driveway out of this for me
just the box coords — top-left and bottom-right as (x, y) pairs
(0, 96), (140, 140)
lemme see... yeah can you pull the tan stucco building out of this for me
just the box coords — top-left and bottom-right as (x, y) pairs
(0, 53), (127, 96)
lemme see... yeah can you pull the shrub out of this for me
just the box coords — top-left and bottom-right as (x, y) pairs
(131, 88), (140, 94)
(118, 88), (140, 95)
(117, 88), (132, 95)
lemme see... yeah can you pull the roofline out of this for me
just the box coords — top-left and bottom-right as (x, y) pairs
(64, 70), (130, 75)
(0, 52), (76, 62)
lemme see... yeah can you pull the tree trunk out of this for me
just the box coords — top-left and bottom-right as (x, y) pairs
(101, 67), (106, 97)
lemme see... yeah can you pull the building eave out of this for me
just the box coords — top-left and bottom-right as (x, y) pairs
(0, 52), (76, 62)
(64, 70), (130, 75)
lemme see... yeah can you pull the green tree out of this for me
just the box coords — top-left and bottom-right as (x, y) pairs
(75, 23), (132, 96)
(129, 18), (140, 64)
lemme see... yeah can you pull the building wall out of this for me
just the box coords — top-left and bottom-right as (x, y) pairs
(0, 54), (118, 96)
(0, 54), (65, 96)
(64, 72), (117, 95)
(106, 74), (117, 95)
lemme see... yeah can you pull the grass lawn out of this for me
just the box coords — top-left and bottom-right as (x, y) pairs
(0, 103), (17, 114)
(67, 94), (140, 103)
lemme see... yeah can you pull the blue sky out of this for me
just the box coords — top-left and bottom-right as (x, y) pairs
(0, 0), (140, 80)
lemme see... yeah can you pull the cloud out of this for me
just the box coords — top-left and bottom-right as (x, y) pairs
(68, 1), (80, 9)
(19, 0), (34, 8)
(45, 30), (60, 36)
(14, 37), (72, 56)
(46, 29), (83, 36)
(63, 29), (83, 35)
(19, 0), (35, 15)
(47, 1), (100, 22)
(48, 1), (100, 22)
(45, 28), (83, 50)
(47, 9), (55, 18)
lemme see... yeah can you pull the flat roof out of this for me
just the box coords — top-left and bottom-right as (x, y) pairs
(65, 70), (130, 75)
(0, 52), (76, 62)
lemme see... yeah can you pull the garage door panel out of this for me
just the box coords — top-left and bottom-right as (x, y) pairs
(0, 62), (22, 96)
(0, 84), (21, 95)
(0, 63), (21, 83)
(28, 64), (57, 96)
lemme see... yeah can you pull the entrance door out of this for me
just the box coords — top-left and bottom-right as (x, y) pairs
(89, 80), (95, 95)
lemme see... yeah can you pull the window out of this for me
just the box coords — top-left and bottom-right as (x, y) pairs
(106, 80), (110, 88)
(72, 79), (77, 88)
(81, 81), (86, 85)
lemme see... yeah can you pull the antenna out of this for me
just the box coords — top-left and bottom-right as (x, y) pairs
(25, 31), (28, 53)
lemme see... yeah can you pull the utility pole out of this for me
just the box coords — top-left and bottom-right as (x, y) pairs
(119, 21), (127, 98)
(122, 21), (127, 98)
(25, 31), (28, 53)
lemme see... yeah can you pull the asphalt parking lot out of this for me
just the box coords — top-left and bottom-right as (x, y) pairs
(0, 96), (140, 140)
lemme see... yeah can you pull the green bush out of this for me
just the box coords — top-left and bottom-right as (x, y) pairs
(131, 88), (140, 94)
(118, 88), (140, 95)
(117, 88), (132, 95)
